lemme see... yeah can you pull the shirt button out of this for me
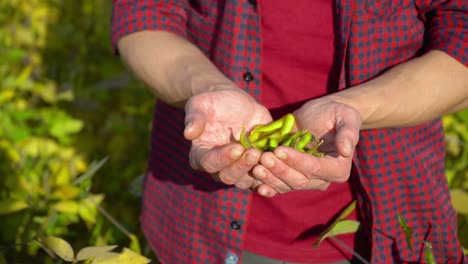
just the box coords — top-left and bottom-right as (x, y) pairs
(230, 220), (241, 230)
(248, 0), (257, 6)
(243, 72), (254, 83)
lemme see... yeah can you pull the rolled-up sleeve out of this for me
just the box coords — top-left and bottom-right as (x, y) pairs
(423, 0), (468, 66)
(111, 0), (188, 52)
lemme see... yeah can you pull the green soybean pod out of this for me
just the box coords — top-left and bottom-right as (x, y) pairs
(248, 124), (264, 141)
(239, 127), (253, 149)
(279, 113), (295, 137)
(293, 132), (312, 151)
(281, 130), (306, 147)
(253, 118), (284, 133)
(268, 137), (279, 151)
(251, 137), (268, 151)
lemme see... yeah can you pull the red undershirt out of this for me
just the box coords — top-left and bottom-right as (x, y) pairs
(243, 1), (357, 263)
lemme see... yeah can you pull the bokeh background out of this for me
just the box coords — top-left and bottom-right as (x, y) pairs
(0, 1), (467, 263)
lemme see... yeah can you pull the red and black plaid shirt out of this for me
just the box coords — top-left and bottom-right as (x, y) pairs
(111, 0), (468, 263)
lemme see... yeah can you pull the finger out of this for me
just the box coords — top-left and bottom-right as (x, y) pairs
(184, 110), (207, 140)
(335, 112), (361, 158)
(191, 143), (245, 172)
(259, 152), (326, 190)
(256, 184), (279, 197)
(251, 162), (292, 193)
(273, 146), (351, 183)
(218, 148), (261, 185)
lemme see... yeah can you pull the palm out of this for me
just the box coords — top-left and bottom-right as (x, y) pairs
(186, 89), (272, 150)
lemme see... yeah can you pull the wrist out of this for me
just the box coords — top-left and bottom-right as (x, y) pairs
(325, 89), (378, 130)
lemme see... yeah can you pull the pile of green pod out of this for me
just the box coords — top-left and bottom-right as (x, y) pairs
(239, 113), (325, 157)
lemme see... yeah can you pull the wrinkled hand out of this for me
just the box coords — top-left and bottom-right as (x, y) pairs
(184, 87), (272, 189)
(251, 98), (362, 197)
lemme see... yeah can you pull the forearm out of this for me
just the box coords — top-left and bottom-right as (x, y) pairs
(329, 50), (468, 129)
(117, 30), (235, 107)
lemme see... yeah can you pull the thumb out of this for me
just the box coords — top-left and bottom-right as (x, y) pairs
(184, 111), (207, 140)
(335, 112), (361, 158)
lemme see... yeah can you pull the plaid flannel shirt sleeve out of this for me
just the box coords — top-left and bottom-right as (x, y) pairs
(110, 0), (188, 52)
(422, 0), (468, 66)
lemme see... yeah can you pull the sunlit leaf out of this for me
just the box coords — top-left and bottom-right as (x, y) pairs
(424, 242), (436, 264)
(78, 198), (97, 226)
(40, 236), (75, 262)
(52, 185), (81, 200)
(53, 200), (79, 214)
(90, 252), (121, 264)
(129, 234), (141, 254)
(313, 200), (358, 247)
(0, 199), (28, 215)
(50, 118), (84, 140)
(0, 90), (15, 105)
(91, 248), (150, 264)
(18, 137), (59, 157)
(313, 220), (360, 247)
(397, 214), (413, 251)
(117, 248), (151, 264)
(76, 245), (118, 261)
(450, 189), (468, 214)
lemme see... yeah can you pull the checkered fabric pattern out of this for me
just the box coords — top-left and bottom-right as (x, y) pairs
(111, 0), (468, 263)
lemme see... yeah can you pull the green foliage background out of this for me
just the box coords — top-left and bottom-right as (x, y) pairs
(0, 1), (466, 263)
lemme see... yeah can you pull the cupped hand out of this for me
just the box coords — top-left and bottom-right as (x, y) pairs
(184, 87), (272, 189)
(251, 97), (362, 197)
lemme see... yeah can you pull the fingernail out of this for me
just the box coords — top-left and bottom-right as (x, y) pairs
(256, 169), (266, 179)
(343, 140), (352, 156)
(276, 150), (287, 160)
(230, 148), (242, 159)
(260, 189), (270, 197)
(246, 154), (257, 165)
(263, 158), (275, 168)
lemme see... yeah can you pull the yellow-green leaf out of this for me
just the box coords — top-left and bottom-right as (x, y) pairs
(52, 185), (81, 200)
(90, 252), (121, 264)
(424, 242), (437, 264)
(313, 220), (360, 247)
(91, 248), (150, 264)
(53, 200), (79, 214)
(398, 214), (413, 252)
(129, 234), (141, 254)
(76, 245), (118, 261)
(78, 198), (97, 225)
(450, 189), (468, 214)
(0, 199), (28, 215)
(40, 236), (75, 262)
(313, 200), (358, 248)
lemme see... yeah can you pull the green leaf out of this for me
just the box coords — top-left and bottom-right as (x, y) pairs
(53, 200), (80, 214)
(91, 248), (150, 264)
(40, 236), (75, 262)
(8, 48), (26, 60)
(129, 234), (141, 254)
(50, 118), (84, 140)
(397, 214), (413, 251)
(313, 200), (358, 248)
(76, 245), (118, 261)
(314, 220), (360, 247)
(450, 189), (468, 214)
(0, 199), (28, 215)
(424, 242), (437, 264)
(117, 248), (151, 264)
